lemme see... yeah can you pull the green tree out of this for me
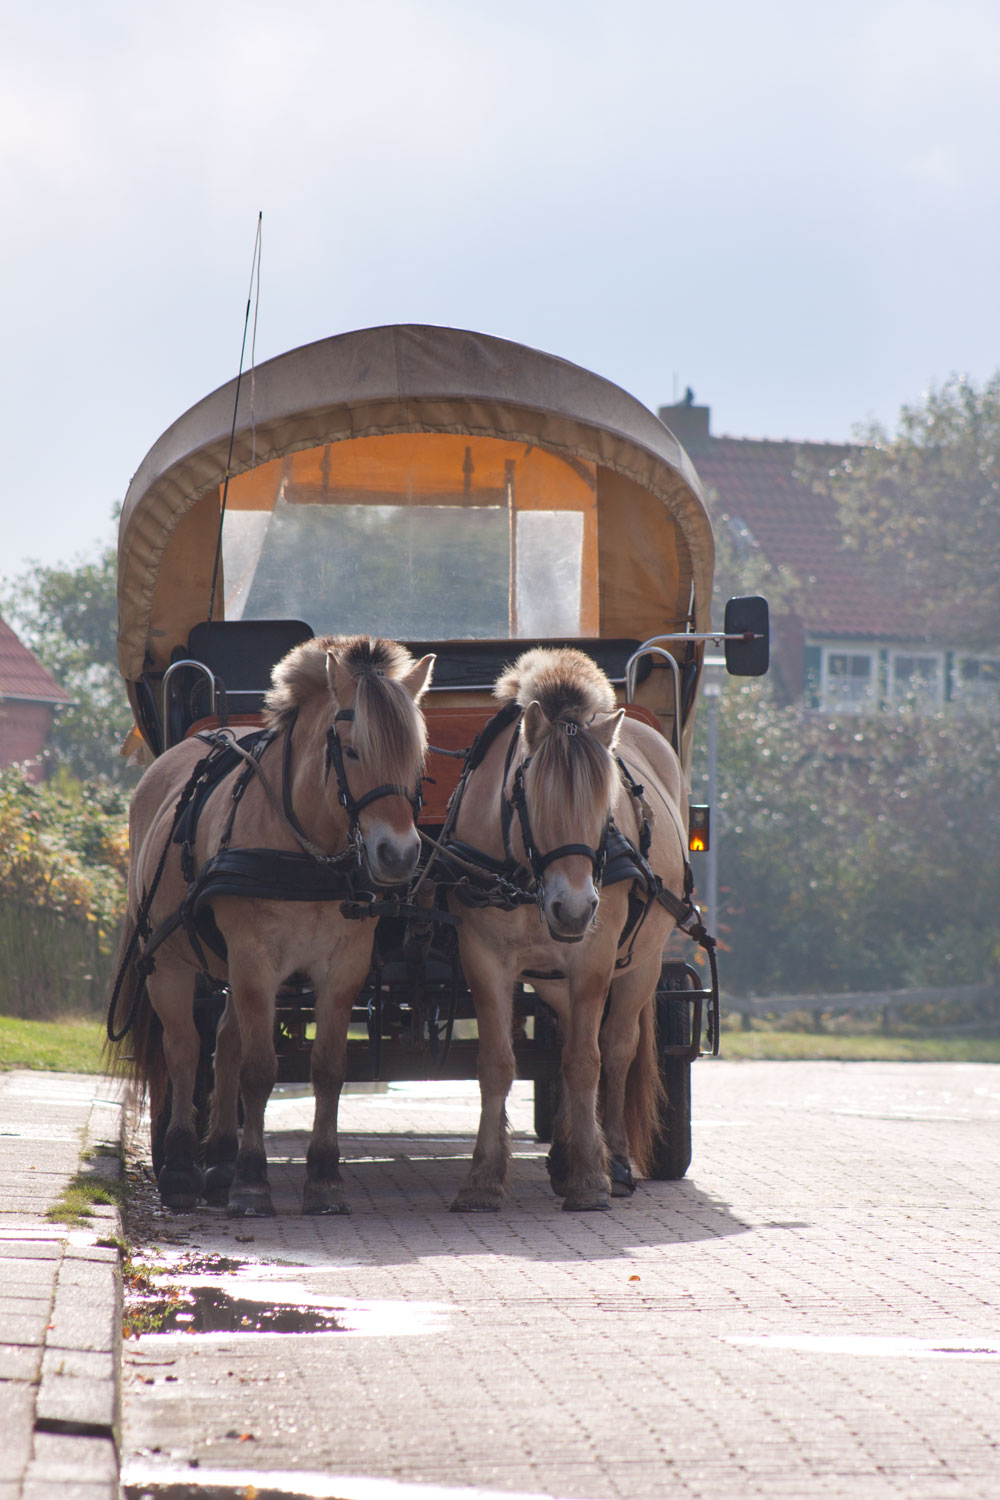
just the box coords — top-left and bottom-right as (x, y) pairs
(697, 683), (1000, 998)
(2, 532), (137, 784)
(0, 765), (129, 1016)
(819, 372), (1000, 646)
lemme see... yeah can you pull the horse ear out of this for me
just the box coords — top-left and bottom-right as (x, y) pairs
(522, 699), (550, 751)
(326, 648), (356, 706)
(590, 708), (625, 749)
(401, 653), (435, 703)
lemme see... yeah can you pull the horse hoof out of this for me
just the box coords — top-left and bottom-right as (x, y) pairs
(302, 1184), (350, 1215)
(226, 1186), (275, 1218)
(610, 1156), (637, 1197)
(157, 1161), (204, 1212)
(450, 1189), (503, 1213)
(562, 1192), (612, 1212)
(203, 1162), (236, 1207)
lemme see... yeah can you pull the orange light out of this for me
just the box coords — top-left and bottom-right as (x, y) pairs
(688, 804), (710, 853)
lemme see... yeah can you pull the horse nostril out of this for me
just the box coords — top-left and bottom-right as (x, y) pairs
(376, 838), (416, 877)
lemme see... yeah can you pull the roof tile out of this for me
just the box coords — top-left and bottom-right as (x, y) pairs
(0, 618), (72, 703)
(695, 437), (929, 640)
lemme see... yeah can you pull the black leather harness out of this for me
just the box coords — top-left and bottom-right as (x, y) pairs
(107, 708), (423, 1042)
(431, 702), (715, 962)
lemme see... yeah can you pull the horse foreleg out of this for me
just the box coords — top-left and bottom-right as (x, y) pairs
(601, 952), (662, 1196)
(226, 956), (278, 1218)
(559, 976), (612, 1211)
(302, 943), (372, 1216)
(150, 968), (205, 1211)
(452, 941), (516, 1213)
(203, 997), (241, 1206)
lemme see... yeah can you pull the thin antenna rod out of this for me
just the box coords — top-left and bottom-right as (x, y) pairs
(207, 212), (263, 625)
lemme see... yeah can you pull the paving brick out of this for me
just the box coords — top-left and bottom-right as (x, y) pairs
(115, 1062), (1000, 1499)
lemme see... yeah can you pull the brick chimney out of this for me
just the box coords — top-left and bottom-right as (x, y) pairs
(658, 389), (711, 451)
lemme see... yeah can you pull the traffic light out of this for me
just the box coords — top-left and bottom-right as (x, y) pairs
(688, 804), (710, 853)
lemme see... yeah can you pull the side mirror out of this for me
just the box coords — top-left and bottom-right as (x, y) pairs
(724, 596), (769, 676)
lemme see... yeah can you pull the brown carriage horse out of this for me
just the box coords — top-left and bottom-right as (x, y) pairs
(108, 635), (434, 1216)
(442, 647), (690, 1212)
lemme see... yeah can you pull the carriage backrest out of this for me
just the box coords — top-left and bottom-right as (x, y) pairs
(162, 618), (313, 747)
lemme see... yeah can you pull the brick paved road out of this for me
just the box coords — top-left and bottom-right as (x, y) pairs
(121, 1062), (1000, 1499)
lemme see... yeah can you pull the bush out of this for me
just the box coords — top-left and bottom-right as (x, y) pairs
(0, 767), (128, 1017)
(696, 684), (1000, 999)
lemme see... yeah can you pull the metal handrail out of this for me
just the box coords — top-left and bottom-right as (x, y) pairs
(162, 659), (217, 749)
(623, 640), (685, 755)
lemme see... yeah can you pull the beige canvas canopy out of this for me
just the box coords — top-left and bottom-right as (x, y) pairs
(118, 324), (715, 759)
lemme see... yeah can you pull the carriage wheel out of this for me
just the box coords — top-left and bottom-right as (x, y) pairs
(648, 973), (693, 1181)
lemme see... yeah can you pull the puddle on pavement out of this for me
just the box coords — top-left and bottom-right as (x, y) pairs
(129, 1270), (450, 1340)
(134, 1284), (343, 1334)
(727, 1334), (1000, 1359)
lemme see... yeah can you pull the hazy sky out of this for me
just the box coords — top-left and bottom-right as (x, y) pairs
(3, 0), (999, 579)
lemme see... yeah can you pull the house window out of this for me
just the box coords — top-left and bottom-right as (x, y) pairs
(821, 649), (876, 712)
(890, 652), (943, 710)
(953, 655), (1000, 711)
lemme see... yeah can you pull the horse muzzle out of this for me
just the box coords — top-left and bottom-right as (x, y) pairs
(363, 823), (422, 887)
(541, 879), (599, 943)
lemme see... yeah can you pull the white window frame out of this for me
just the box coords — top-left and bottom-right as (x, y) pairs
(888, 649), (945, 711)
(951, 652), (1000, 712)
(818, 644), (878, 714)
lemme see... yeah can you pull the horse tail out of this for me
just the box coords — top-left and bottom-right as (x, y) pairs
(103, 913), (167, 1119)
(622, 996), (665, 1178)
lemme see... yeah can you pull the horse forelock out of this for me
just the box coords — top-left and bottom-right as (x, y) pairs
(523, 714), (620, 830)
(494, 647), (617, 720)
(352, 670), (428, 784)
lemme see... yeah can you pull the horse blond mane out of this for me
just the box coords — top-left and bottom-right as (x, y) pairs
(265, 634), (427, 783)
(494, 648), (620, 823)
(493, 647), (617, 717)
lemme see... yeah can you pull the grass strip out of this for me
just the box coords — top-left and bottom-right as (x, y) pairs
(0, 1015), (106, 1072)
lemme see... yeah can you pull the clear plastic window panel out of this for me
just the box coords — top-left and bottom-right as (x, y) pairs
(224, 498), (585, 640)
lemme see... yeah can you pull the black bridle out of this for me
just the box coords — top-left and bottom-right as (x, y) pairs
(324, 708), (423, 834)
(502, 718), (612, 892)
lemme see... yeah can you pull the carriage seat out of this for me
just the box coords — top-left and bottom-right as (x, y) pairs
(165, 618), (314, 746)
(401, 638), (651, 693)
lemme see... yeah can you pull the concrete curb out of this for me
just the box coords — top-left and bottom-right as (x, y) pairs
(0, 1075), (126, 1500)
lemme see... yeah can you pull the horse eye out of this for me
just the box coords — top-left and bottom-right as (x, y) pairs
(344, 747), (360, 762)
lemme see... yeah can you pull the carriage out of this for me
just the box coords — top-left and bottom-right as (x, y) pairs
(114, 324), (767, 1197)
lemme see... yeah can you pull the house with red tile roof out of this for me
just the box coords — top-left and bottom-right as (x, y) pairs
(659, 398), (1000, 715)
(0, 617), (72, 780)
